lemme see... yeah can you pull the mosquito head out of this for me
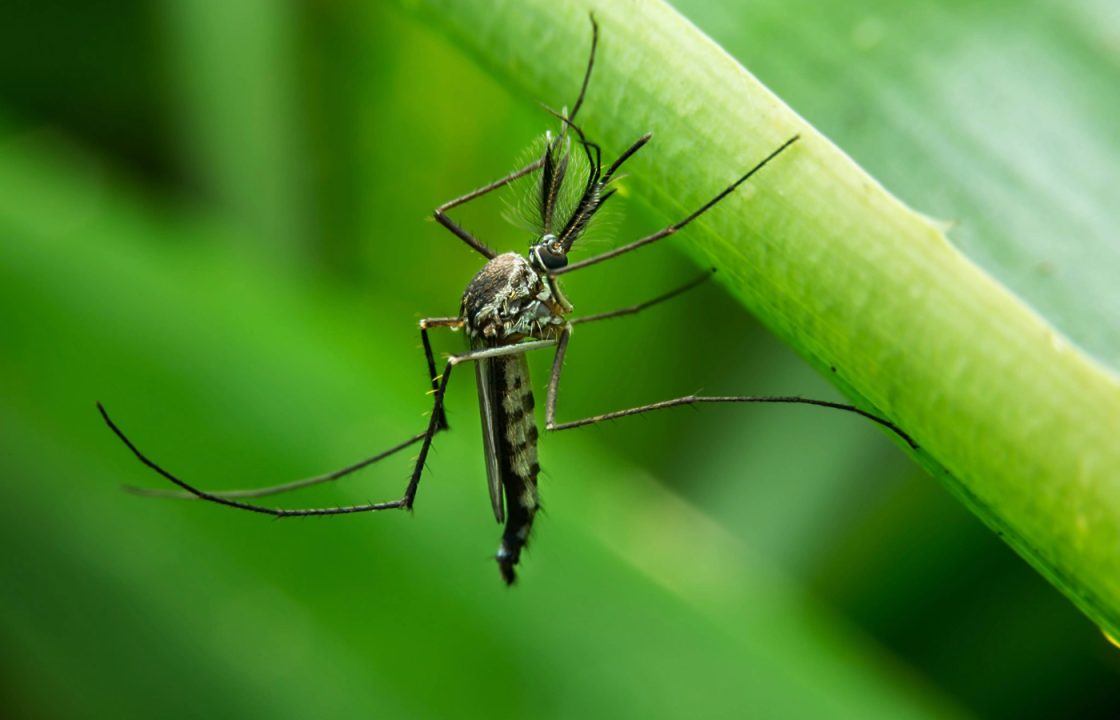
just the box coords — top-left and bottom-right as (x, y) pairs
(529, 233), (568, 272)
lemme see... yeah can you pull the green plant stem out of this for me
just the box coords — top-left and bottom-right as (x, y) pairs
(397, 0), (1120, 634)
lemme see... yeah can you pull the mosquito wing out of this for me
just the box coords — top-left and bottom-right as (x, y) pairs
(474, 355), (505, 523)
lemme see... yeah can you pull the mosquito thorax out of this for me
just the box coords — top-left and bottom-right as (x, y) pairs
(461, 252), (569, 344)
(529, 234), (568, 272)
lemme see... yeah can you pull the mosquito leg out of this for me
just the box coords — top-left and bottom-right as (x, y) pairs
(400, 339), (558, 508)
(421, 317), (464, 430)
(433, 16), (600, 259)
(101, 368), (457, 517)
(434, 159), (544, 260)
(101, 402), (412, 516)
(553, 135), (800, 275)
(569, 269), (714, 326)
(450, 339), (558, 364)
(101, 341), (559, 517)
(543, 328), (917, 449)
(601, 132), (652, 184)
(544, 327), (574, 434)
(550, 395), (917, 449)
(123, 317), (467, 502)
(123, 430), (429, 500)
(567, 14), (598, 122)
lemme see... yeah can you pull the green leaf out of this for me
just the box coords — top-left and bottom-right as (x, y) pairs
(399, 0), (1120, 636)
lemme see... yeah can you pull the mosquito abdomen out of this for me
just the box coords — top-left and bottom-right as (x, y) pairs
(494, 354), (540, 584)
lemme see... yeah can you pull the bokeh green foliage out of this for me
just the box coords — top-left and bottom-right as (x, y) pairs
(1, 1), (1118, 718)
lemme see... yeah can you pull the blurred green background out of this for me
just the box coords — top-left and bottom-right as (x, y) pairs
(2, 1), (1118, 718)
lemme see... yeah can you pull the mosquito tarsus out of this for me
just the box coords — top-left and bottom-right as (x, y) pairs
(100, 15), (916, 585)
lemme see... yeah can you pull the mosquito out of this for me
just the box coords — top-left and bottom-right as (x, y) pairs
(99, 16), (916, 584)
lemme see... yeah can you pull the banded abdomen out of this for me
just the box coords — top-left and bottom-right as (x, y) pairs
(475, 352), (540, 584)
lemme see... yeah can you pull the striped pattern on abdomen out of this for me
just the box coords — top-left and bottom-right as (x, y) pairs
(495, 355), (540, 584)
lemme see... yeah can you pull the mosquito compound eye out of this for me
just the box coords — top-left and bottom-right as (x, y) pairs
(539, 246), (568, 270)
(532, 237), (568, 271)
